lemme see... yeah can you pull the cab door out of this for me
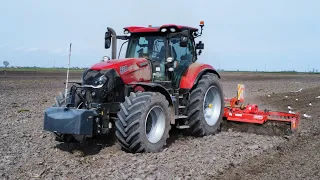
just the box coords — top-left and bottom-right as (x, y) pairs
(168, 35), (195, 88)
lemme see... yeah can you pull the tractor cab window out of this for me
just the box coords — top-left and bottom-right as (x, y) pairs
(169, 35), (195, 87)
(126, 35), (165, 62)
(169, 36), (194, 63)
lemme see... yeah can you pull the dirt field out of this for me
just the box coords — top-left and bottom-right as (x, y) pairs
(0, 71), (320, 179)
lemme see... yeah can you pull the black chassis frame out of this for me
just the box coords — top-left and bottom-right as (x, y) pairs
(44, 79), (182, 137)
(69, 83), (133, 135)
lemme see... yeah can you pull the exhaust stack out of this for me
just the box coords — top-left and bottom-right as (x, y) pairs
(107, 27), (117, 59)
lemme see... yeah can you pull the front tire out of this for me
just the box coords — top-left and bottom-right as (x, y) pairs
(187, 73), (224, 136)
(115, 92), (171, 153)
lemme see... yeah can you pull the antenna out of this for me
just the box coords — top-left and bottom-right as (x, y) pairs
(64, 43), (72, 103)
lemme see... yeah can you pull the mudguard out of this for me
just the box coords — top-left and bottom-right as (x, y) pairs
(43, 107), (98, 135)
(179, 62), (220, 90)
(129, 82), (176, 124)
(129, 82), (173, 106)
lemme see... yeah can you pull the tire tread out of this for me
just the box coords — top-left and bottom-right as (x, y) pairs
(115, 91), (171, 153)
(187, 73), (224, 136)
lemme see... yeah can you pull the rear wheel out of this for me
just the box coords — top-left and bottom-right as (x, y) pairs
(187, 73), (224, 136)
(115, 92), (171, 153)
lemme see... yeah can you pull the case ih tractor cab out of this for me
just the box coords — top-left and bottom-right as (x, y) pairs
(44, 21), (226, 153)
(44, 21), (300, 153)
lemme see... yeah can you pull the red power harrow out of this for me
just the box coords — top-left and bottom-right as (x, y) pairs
(223, 84), (300, 133)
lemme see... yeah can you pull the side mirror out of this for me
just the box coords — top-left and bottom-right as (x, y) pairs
(195, 41), (204, 50)
(179, 35), (188, 47)
(105, 31), (111, 49)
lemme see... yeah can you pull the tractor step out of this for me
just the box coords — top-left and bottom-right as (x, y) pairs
(176, 115), (188, 119)
(176, 125), (190, 129)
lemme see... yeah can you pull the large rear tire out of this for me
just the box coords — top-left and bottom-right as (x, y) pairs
(115, 91), (171, 153)
(186, 73), (224, 136)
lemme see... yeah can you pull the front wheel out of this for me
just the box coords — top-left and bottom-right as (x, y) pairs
(186, 73), (224, 136)
(115, 92), (171, 153)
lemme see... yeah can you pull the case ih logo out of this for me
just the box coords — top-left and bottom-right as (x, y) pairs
(120, 65), (128, 74)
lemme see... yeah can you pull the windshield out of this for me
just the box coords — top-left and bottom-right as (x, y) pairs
(126, 34), (166, 62)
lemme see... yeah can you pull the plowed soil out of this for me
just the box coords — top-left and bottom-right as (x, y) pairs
(0, 71), (320, 180)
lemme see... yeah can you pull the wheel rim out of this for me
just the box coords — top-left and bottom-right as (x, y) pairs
(145, 106), (166, 144)
(203, 86), (222, 126)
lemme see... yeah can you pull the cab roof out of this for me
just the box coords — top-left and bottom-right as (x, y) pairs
(124, 24), (198, 33)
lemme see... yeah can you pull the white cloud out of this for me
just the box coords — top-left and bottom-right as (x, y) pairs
(12, 46), (69, 55)
(48, 48), (69, 54)
(25, 48), (40, 53)
(14, 47), (25, 51)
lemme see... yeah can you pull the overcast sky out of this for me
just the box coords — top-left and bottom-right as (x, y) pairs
(1, 0), (319, 71)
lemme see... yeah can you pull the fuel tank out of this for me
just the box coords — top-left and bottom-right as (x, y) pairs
(90, 58), (152, 84)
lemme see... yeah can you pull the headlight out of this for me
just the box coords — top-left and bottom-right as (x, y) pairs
(94, 75), (107, 86)
(170, 28), (176, 32)
(160, 28), (167, 32)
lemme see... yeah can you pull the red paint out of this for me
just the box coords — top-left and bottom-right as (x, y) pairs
(223, 98), (300, 131)
(124, 26), (159, 33)
(134, 86), (145, 92)
(124, 24), (198, 33)
(179, 62), (216, 89)
(243, 104), (259, 114)
(160, 24), (198, 31)
(90, 58), (151, 84)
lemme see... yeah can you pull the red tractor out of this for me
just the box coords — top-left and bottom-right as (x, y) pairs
(44, 21), (225, 153)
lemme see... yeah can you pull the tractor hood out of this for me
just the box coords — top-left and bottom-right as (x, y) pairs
(90, 58), (149, 71)
(89, 57), (152, 84)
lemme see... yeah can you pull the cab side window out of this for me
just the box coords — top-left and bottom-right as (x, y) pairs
(182, 38), (195, 61)
(169, 36), (194, 63)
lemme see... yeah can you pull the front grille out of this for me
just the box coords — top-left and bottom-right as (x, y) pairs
(81, 69), (111, 103)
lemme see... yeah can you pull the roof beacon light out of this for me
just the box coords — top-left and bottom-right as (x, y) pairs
(196, 20), (205, 37)
(170, 27), (176, 32)
(160, 28), (167, 32)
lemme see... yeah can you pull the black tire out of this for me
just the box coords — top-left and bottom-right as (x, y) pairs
(115, 91), (171, 153)
(186, 73), (224, 136)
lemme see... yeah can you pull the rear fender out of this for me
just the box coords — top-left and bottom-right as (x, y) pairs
(179, 62), (220, 90)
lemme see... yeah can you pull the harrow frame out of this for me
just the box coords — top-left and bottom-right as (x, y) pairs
(223, 84), (300, 132)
